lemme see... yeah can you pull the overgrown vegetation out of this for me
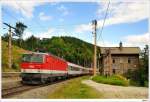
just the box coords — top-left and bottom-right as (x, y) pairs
(92, 75), (129, 86)
(123, 45), (149, 87)
(2, 40), (29, 72)
(48, 76), (103, 99)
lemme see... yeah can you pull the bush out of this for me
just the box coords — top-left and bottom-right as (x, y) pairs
(12, 62), (19, 70)
(92, 75), (129, 86)
(123, 68), (148, 87)
(144, 81), (148, 87)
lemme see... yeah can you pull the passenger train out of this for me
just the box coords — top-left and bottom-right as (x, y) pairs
(20, 52), (92, 84)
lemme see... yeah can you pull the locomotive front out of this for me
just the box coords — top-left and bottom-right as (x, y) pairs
(20, 53), (46, 84)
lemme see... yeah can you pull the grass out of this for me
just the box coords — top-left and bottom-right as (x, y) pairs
(92, 75), (129, 86)
(2, 40), (30, 72)
(48, 76), (103, 99)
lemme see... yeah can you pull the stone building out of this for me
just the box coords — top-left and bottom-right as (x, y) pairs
(99, 42), (140, 75)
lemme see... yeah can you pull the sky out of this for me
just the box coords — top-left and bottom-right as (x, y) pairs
(1, 0), (149, 49)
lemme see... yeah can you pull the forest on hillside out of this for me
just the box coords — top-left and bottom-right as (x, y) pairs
(2, 35), (101, 68)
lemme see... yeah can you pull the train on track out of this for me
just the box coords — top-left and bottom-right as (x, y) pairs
(20, 52), (93, 84)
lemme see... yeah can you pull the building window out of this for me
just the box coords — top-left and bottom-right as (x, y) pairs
(113, 69), (116, 74)
(113, 59), (115, 63)
(128, 58), (131, 63)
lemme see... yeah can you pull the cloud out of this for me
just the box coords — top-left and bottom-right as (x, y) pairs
(97, 33), (149, 48)
(75, 23), (92, 33)
(23, 31), (33, 39)
(123, 33), (149, 46)
(50, 2), (59, 6)
(2, 0), (46, 19)
(23, 28), (55, 39)
(97, 0), (148, 25)
(97, 41), (118, 47)
(57, 5), (69, 16)
(23, 27), (77, 40)
(39, 12), (52, 21)
(37, 28), (55, 38)
(2, 1), (68, 19)
(75, 1), (149, 33)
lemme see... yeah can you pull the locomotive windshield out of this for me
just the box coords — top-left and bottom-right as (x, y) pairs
(22, 54), (44, 63)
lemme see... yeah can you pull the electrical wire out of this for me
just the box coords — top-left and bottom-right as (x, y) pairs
(2, 8), (36, 36)
(97, 0), (110, 47)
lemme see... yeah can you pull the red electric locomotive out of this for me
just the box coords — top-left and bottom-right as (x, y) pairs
(20, 52), (92, 84)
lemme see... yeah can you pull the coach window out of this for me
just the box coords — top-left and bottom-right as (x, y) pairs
(69, 66), (71, 71)
(75, 67), (78, 71)
(70, 66), (72, 70)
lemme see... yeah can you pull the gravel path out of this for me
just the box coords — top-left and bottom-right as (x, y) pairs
(82, 80), (148, 99)
(6, 80), (69, 99)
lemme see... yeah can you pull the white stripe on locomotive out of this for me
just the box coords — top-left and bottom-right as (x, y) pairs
(21, 69), (67, 74)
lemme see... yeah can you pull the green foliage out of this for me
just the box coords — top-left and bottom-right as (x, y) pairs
(15, 22), (27, 47)
(2, 35), (101, 68)
(129, 80), (140, 86)
(12, 62), (19, 70)
(48, 76), (102, 99)
(92, 75), (129, 86)
(144, 81), (148, 87)
(15, 22), (27, 37)
(2, 40), (29, 72)
(1, 33), (9, 41)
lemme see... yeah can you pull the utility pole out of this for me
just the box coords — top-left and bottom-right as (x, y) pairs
(8, 27), (12, 69)
(3, 23), (16, 69)
(92, 20), (97, 76)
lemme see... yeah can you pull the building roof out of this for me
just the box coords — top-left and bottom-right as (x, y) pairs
(100, 47), (141, 54)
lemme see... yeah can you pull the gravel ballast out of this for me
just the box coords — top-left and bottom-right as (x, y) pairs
(5, 80), (69, 99)
(2, 78), (22, 89)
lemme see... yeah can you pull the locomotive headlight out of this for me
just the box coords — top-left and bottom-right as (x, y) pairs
(21, 69), (25, 72)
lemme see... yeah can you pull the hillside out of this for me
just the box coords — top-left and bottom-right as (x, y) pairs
(21, 36), (101, 67)
(2, 36), (101, 69)
(2, 40), (30, 72)
(40, 37), (94, 67)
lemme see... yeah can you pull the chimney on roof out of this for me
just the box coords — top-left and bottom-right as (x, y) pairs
(119, 41), (123, 50)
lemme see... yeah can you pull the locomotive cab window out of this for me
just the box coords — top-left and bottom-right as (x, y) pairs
(22, 54), (44, 63)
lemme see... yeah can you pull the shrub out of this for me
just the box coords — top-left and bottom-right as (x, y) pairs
(144, 81), (148, 87)
(12, 62), (19, 70)
(114, 74), (127, 80)
(129, 80), (140, 86)
(92, 75), (129, 86)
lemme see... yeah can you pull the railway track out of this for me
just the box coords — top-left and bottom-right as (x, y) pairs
(2, 76), (80, 98)
(2, 85), (33, 98)
(2, 72), (21, 78)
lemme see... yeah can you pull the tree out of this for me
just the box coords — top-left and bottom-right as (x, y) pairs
(139, 45), (149, 86)
(124, 45), (149, 86)
(25, 35), (40, 51)
(2, 33), (9, 42)
(15, 22), (27, 47)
